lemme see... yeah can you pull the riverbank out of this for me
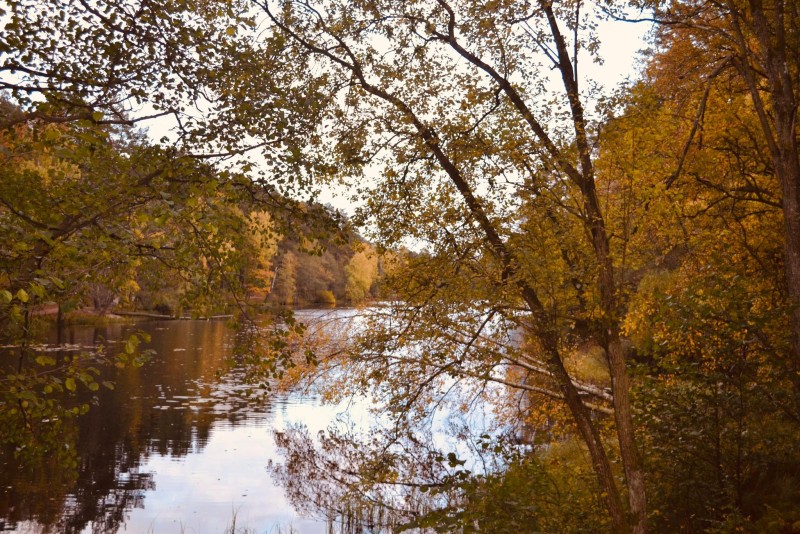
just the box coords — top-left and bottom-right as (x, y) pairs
(31, 303), (234, 324)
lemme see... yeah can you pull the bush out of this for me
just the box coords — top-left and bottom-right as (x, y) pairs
(315, 290), (336, 306)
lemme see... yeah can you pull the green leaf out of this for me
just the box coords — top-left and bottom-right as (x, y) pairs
(16, 288), (29, 303)
(125, 335), (139, 354)
(65, 378), (77, 392)
(43, 128), (61, 141)
(91, 111), (103, 121)
(30, 282), (45, 299)
(0, 289), (11, 303)
(35, 355), (55, 366)
(36, 231), (56, 247)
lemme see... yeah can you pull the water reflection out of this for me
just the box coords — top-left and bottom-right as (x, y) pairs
(0, 319), (328, 533)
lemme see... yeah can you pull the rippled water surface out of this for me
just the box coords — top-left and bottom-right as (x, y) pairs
(1, 312), (344, 533)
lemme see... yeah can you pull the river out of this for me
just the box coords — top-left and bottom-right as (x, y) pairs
(0, 310), (353, 534)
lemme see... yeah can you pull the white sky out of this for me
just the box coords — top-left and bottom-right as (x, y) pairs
(137, 12), (652, 215)
(310, 16), (652, 214)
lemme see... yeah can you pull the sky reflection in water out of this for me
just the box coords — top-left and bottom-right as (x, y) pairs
(1, 313), (353, 534)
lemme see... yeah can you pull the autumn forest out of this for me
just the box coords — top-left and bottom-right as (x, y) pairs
(2, 0), (800, 532)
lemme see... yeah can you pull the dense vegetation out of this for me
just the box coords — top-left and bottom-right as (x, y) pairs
(0, 106), (381, 317)
(2, 0), (800, 532)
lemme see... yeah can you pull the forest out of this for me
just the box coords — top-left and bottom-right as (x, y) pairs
(2, 0), (800, 532)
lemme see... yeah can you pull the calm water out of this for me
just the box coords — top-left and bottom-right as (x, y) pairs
(0, 311), (348, 534)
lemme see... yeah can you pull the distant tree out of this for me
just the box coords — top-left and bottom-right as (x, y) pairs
(295, 249), (336, 304)
(272, 251), (298, 306)
(240, 210), (279, 302)
(345, 248), (378, 304)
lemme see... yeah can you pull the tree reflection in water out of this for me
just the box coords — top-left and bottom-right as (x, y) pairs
(264, 308), (545, 533)
(270, 425), (434, 532)
(0, 319), (251, 533)
(0, 373), (159, 534)
(268, 411), (516, 533)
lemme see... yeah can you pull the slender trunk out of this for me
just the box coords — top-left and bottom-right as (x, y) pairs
(743, 0), (800, 414)
(57, 302), (64, 345)
(542, 2), (648, 526)
(608, 334), (647, 533)
(524, 293), (630, 534)
(587, 188), (647, 534)
(776, 128), (800, 415)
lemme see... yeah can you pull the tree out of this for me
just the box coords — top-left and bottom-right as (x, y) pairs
(345, 247), (379, 303)
(592, 18), (800, 525)
(218, 1), (650, 530)
(240, 210), (279, 302)
(272, 250), (298, 306)
(0, 0), (250, 133)
(637, 0), (800, 417)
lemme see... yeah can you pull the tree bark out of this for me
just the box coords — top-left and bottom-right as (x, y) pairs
(733, 0), (800, 415)
(542, 4), (648, 530)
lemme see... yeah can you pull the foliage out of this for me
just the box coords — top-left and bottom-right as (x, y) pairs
(413, 445), (609, 533)
(3, 0), (800, 531)
(269, 232), (382, 307)
(0, 102), (286, 467)
(0, 0), (252, 131)
(345, 248), (380, 304)
(604, 48), (800, 530)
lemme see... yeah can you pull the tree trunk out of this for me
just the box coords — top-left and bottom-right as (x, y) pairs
(778, 138), (800, 415)
(523, 292), (630, 534)
(739, 0), (800, 415)
(543, 3), (648, 528)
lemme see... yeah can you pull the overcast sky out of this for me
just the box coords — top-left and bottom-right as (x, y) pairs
(136, 13), (652, 215)
(310, 16), (653, 214)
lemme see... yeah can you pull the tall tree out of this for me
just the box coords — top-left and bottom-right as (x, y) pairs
(220, 1), (649, 530)
(345, 247), (379, 303)
(596, 68), (800, 527)
(645, 0), (800, 416)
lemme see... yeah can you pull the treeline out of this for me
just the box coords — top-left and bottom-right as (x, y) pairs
(3, 0), (800, 532)
(0, 99), (385, 323)
(268, 236), (384, 307)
